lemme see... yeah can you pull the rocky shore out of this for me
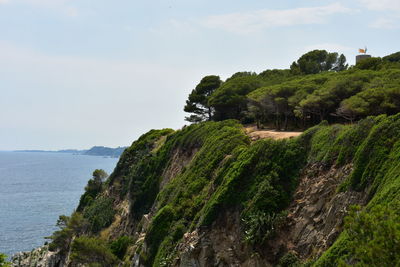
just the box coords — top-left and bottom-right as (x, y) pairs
(11, 246), (63, 267)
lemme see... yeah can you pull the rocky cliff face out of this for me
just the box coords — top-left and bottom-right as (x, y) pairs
(171, 163), (367, 266)
(11, 246), (64, 267)
(267, 163), (366, 262)
(13, 114), (400, 266)
(175, 211), (266, 267)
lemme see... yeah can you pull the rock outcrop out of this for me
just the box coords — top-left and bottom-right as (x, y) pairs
(175, 211), (267, 267)
(266, 163), (367, 262)
(172, 163), (368, 266)
(11, 246), (64, 267)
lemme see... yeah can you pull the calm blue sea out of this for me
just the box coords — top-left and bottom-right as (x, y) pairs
(0, 151), (118, 257)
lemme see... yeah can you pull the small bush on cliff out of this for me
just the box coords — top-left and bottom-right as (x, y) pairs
(0, 253), (10, 267)
(110, 236), (132, 260)
(83, 196), (115, 233)
(277, 252), (301, 267)
(47, 212), (88, 253)
(339, 203), (400, 266)
(243, 210), (287, 245)
(70, 236), (118, 267)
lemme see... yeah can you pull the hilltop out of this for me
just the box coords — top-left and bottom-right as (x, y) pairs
(184, 50), (400, 131)
(9, 50), (400, 267)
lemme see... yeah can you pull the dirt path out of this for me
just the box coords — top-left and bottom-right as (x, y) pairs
(244, 126), (302, 141)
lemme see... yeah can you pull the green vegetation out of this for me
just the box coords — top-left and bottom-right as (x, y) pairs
(243, 210), (287, 245)
(70, 236), (118, 266)
(184, 75), (222, 122)
(109, 236), (132, 260)
(77, 169), (108, 212)
(47, 212), (88, 253)
(45, 49), (400, 266)
(0, 254), (10, 267)
(141, 120), (250, 265)
(290, 49), (348, 74)
(58, 113), (400, 266)
(304, 114), (400, 266)
(277, 252), (302, 267)
(340, 204), (400, 266)
(83, 196), (115, 233)
(209, 75), (266, 121)
(108, 128), (174, 198)
(183, 50), (400, 130)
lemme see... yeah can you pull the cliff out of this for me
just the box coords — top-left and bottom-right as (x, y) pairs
(13, 114), (400, 266)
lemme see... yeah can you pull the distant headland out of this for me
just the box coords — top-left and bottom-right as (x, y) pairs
(14, 146), (127, 158)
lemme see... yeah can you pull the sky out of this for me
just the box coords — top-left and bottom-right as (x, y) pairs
(0, 0), (399, 150)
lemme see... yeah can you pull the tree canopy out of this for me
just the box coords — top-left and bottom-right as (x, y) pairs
(182, 50), (400, 130)
(290, 49), (348, 74)
(184, 75), (222, 122)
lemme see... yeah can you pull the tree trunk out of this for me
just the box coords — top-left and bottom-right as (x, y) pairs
(284, 115), (288, 131)
(208, 107), (212, 121)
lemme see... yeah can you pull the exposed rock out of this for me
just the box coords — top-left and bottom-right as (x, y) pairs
(175, 211), (269, 267)
(160, 148), (198, 190)
(11, 246), (64, 267)
(267, 163), (367, 262)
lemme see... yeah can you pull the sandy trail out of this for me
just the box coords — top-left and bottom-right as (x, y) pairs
(244, 126), (303, 141)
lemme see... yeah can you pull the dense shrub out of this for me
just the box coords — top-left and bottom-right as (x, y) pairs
(110, 236), (132, 260)
(340, 203), (400, 266)
(0, 253), (10, 267)
(348, 114), (400, 191)
(47, 212), (88, 253)
(77, 169), (108, 212)
(245, 59), (400, 129)
(200, 138), (305, 226)
(144, 206), (176, 265)
(278, 252), (302, 267)
(109, 128), (174, 187)
(83, 196), (115, 233)
(243, 210), (287, 245)
(70, 237), (118, 266)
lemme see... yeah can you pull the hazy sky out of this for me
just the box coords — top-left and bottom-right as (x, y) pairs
(1, 0), (399, 150)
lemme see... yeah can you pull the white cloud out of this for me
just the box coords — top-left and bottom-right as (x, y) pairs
(1, 0), (78, 17)
(19, 0), (70, 5)
(359, 0), (400, 11)
(201, 3), (352, 34)
(358, 0), (400, 29)
(370, 17), (400, 29)
(1, 0), (70, 6)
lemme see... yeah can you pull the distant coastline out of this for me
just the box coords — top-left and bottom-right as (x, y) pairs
(13, 146), (127, 158)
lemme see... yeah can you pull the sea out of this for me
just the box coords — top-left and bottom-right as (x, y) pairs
(0, 151), (119, 258)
